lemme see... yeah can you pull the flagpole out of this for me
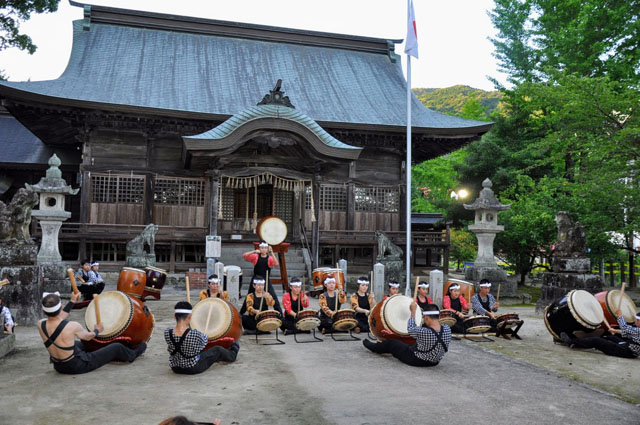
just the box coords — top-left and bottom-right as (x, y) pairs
(405, 53), (412, 297)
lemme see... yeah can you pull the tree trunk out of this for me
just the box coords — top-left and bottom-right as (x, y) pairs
(629, 253), (636, 288)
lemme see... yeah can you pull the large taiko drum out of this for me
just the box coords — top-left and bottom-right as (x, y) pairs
(116, 267), (146, 300)
(191, 298), (242, 350)
(594, 290), (638, 327)
(84, 291), (154, 350)
(312, 268), (345, 291)
(445, 278), (475, 306)
(369, 295), (423, 343)
(544, 290), (605, 340)
(142, 266), (167, 300)
(257, 216), (288, 246)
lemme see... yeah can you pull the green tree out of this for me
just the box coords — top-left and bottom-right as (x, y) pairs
(460, 95), (489, 121)
(449, 228), (477, 271)
(1, 0), (60, 53)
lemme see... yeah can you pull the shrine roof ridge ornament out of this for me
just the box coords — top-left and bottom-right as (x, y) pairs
(257, 80), (294, 108)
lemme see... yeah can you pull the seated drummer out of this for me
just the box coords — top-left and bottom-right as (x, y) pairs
(383, 281), (401, 300)
(318, 276), (347, 334)
(416, 281), (433, 312)
(75, 259), (104, 301)
(281, 277), (310, 334)
(471, 279), (520, 339)
(199, 274), (229, 302)
(165, 301), (239, 375)
(240, 276), (275, 333)
(37, 291), (146, 374)
(350, 276), (376, 334)
(88, 261), (106, 291)
(363, 303), (451, 367)
(0, 292), (15, 334)
(560, 310), (640, 359)
(443, 283), (468, 334)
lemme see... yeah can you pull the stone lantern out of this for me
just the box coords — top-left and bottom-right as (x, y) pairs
(463, 178), (515, 296)
(27, 154), (79, 263)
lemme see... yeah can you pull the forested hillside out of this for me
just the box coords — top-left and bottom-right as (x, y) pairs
(413, 85), (502, 116)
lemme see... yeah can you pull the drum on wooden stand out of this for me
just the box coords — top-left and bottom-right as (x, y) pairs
(369, 295), (423, 344)
(191, 298), (242, 350)
(463, 316), (491, 334)
(255, 310), (283, 332)
(594, 290), (638, 328)
(116, 267), (146, 300)
(439, 309), (457, 327)
(332, 309), (358, 331)
(544, 289), (605, 340)
(495, 312), (521, 331)
(142, 266), (167, 300)
(84, 291), (154, 351)
(296, 309), (321, 331)
(257, 216), (288, 246)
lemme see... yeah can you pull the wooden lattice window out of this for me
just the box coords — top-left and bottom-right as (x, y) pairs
(154, 177), (205, 206)
(274, 189), (293, 222)
(320, 184), (346, 211)
(220, 187), (234, 220)
(91, 174), (144, 204)
(355, 186), (399, 212)
(305, 186), (312, 210)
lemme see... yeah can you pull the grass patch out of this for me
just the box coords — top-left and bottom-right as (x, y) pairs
(519, 285), (541, 303)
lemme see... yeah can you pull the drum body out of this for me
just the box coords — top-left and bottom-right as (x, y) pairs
(296, 309), (321, 331)
(116, 267), (146, 299)
(257, 216), (288, 246)
(439, 309), (457, 327)
(495, 312), (520, 330)
(594, 290), (637, 327)
(191, 298), (242, 350)
(445, 278), (475, 306)
(85, 291), (154, 349)
(255, 310), (282, 332)
(312, 268), (345, 291)
(544, 290), (605, 340)
(332, 309), (357, 331)
(369, 295), (423, 342)
(142, 266), (167, 300)
(463, 316), (491, 334)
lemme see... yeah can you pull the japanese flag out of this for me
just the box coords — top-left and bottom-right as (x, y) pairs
(404, 0), (419, 58)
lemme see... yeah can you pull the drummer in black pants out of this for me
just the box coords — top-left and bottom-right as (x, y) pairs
(242, 241), (283, 314)
(560, 310), (640, 359)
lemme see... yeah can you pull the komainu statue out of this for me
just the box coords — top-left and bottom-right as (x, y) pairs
(126, 223), (159, 257)
(554, 211), (587, 257)
(0, 188), (39, 243)
(375, 231), (403, 261)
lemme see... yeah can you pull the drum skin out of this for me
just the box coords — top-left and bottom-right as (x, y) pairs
(439, 309), (457, 327)
(256, 310), (282, 332)
(84, 291), (154, 351)
(544, 290), (604, 340)
(463, 316), (491, 334)
(444, 279), (475, 306)
(332, 309), (357, 331)
(191, 298), (242, 350)
(116, 267), (146, 299)
(369, 295), (422, 344)
(143, 266), (167, 300)
(296, 309), (320, 331)
(594, 290), (638, 327)
(257, 216), (288, 246)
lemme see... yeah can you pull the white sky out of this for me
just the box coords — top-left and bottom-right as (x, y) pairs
(0, 0), (508, 91)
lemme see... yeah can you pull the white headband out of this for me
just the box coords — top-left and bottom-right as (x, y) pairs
(253, 279), (266, 284)
(449, 284), (461, 291)
(259, 242), (269, 248)
(388, 282), (400, 288)
(479, 282), (492, 288)
(324, 277), (336, 284)
(208, 278), (220, 283)
(423, 310), (440, 316)
(175, 309), (192, 314)
(42, 292), (62, 313)
(635, 314), (640, 321)
(418, 282), (429, 288)
(289, 280), (302, 286)
(90, 262), (99, 266)
(42, 291), (60, 299)
(357, 279), (370, 285)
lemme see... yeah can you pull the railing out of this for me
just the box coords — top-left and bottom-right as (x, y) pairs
(319, 230), (448, 245)
(32, 222), (208, 241)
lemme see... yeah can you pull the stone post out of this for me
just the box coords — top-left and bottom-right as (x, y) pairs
(226, 267), (241, 307)
(215, 262), (224, 286)
(373, 262), (385, 303)
(338, 258), (348, 283)
(430, 269), (444, 307)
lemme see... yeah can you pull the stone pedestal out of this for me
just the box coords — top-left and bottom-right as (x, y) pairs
(465, 266), (517, 296)
(378, 258), (404, 293)
(34, 219), (64, 262)
(126, 254), (156, 269)
(0, 265), (43, 325)
(0, 244), (37, 266)
(537, 256), (603, 313)
(40, 263), (71, 294)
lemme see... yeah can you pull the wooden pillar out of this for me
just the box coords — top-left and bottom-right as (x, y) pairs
(292, 183), (302, 240)
(169, 241), (176, 273)
(347, 162), (356, 230)
(399, 160), (407, 231)
(144, 173), (153, 224)
(208, 170), (220, 236)
(78, 169), (91, 261)
(312, 176), (321, 268)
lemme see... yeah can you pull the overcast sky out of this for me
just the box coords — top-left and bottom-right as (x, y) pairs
(0, 0), (507, 91)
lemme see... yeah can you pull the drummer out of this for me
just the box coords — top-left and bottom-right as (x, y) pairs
(383, 281), (401, 300)
(75, 259), (104, 301)
(363, 303), (451, 367)
(199, 274), (229, 302)
(242, 241), (282, 313)
(318, 276), (348, 334)
(240, 276), (276, 333)
(37, 291), (146, 374)
(416, 281), (433, 312)
(88, 262), (106, 291)
(165, 301), (239, 374)
(442, 283), (468, 334)
(350, 276), (376, 334)
(281, 277), (310, 334)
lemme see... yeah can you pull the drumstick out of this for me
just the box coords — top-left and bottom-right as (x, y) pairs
(0, 278), (9, 287)
(92, 294), (102, 326)
(413, 276), (419, 301)
(616, 282), (626, 313)
(497, 284), (501, 303)
(67, 268), (80, 295)
(204, 303), (213, 333)
(185, 276), (191, 304)
(468, 285), (472, 305)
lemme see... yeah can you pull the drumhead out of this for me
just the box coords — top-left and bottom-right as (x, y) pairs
(85, 291), (133, 338)
(144, 266), (167, 274)
(191, 298), (232, 340)
(568, 290), (605, 327)
(605, 290), (638, 323)
(382, 295), (423, 335)
(257, 216), (288, 245)
(122, 267), (145, 274)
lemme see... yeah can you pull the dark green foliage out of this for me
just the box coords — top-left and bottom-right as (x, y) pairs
(413, 85), (502, 118)
(0, 0), (60, 53)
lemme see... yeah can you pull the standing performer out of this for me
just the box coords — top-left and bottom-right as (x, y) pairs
(442, 283), (468, 334)
(350, 276), (376, 334)
(471, 279), (500, 332)
(242, 241), (282, 313)
(199, 274), (229, 301)
(281, 277), (310, 333)
(318, 276), (347, 334)
(240, 276), (275, 332)
(165, 301), (239, 375)
(416, 281), (433, 312)
(37, 292), (146, 374)
(560, 310), (640, 359)
(75, 259), (103, 301)
(363, 303), (451, 367)
(88, 262), (106, 294)
(383, 281), (401, 300)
